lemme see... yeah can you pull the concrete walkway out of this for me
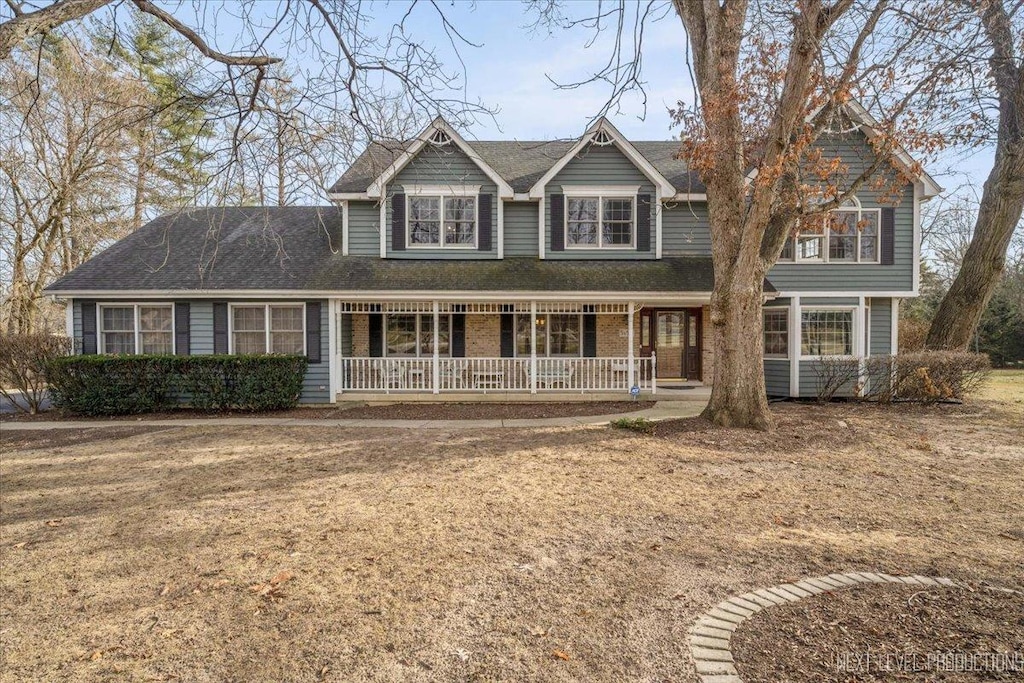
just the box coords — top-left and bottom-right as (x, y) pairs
(0, 400), (705, 431)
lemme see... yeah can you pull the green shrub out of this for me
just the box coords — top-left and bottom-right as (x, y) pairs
(46, 355), (308, 415)
(46, 355), (178, 415)
(610, 416), (656, 434)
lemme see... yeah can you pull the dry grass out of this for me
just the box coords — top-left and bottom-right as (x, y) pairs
(1, 376), (1022, 682)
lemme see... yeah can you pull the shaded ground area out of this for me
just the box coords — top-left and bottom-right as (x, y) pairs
(732, 583), (1024, 682)
(1, 374), (1021, 682)
(0, 401), (654, 422)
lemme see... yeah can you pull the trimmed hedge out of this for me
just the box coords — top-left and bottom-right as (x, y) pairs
(812, 351), (991, 403)
(46, 355), (308, 416)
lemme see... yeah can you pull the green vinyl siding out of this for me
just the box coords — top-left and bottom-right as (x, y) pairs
(347, 201), (381, 256)
(868, 297), (893, 355)
(299, 300), (330, 404)
(768, 130), (915, 292)
(763, 359), (790, 397)
(384, 145), (499, 259)
(662, 200), (711, 255)
(545, 142), (656, 260)
(504, 201), (538, 256)
(799, 360), (858, 398)
(189, 301), (214, 355)
(72, 299), (83, 342)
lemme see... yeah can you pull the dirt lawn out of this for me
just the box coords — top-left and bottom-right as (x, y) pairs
(1, 373), (1021, 682)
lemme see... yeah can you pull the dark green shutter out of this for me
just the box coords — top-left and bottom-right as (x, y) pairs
(500, 314), (515, 357)
(174, 302), (190, 355)
(451, 314), (466, 357)
(391, 194), (406, 251)
(550, 194), (565, 252)
(583, 314), (597, 357)
(477, 194), (492, 251)
(880, 207), (895, 265)
(81, 301), (97, 354)
(306, 302), (322, 363)
(213, 302), (228, 354)
(636, 193), (651, 252)
(369, 314), (383, 357)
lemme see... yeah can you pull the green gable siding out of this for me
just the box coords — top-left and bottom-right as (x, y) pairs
(545, 143), (656, 260)
(768, 130), (915, 292)
(662, 200), (712, 255)
(347, 201), (381, 256)
(384, 145), (499, 259)
(504, 201), (538, 257)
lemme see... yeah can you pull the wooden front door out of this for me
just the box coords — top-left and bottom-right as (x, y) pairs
(649, 308), (702, 380)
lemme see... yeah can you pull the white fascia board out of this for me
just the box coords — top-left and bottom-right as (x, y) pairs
(667, 193), (707, 202)
(774, 290), (917, 299)
(44, 289), (713, 304)
(512, 193), (535, 202)
(527, 118), (675, 199)
(327, 192), (370, 201)
(403, 183), (482, 195)
(366, 117), (514, 199)
(562, 185), (641, 196)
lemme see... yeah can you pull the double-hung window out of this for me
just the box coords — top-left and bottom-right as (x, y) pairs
(566, 193), (635, 248)
(385, 314), (451, 357)
(408, 195), (476, 248)
(801, 309), (854, 357)
(99, 304), (173, 354)
(230, 304), (305, 355)
(514, 314), (581, 356)
(780, 201), (880, 263)
(762, 309), (789, 358)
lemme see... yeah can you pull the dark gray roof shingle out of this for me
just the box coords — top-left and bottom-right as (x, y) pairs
(45, 207), (758, 294)
(330, 139), (705, 195)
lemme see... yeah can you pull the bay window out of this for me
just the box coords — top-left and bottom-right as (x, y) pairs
(762, 309), (789, 357)
(801, 309), (854, 356)
(408, 195), (476, 247)
(515, 314), (581, 356)
(99, 304), (173, 355)
(385, 314), (451, 357)
(566, 195), (635, 248)
(230, 304), (305, 355)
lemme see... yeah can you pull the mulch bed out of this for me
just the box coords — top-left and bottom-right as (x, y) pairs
(731, 582), (1024, 682)
(0, 401), (653, 423)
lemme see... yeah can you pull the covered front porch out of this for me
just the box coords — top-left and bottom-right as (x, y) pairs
(327, 297), (712, 400)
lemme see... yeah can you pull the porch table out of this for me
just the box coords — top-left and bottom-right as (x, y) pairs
(472, 369), (505, 389)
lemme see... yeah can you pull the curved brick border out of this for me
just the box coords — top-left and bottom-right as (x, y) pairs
(688, 573), (960, 682)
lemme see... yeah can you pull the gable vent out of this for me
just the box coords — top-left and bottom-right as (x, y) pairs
(428, 129), (452, 146)
(592, 130), (614, 146)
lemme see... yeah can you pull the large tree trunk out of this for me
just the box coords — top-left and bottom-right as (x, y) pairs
(702, 270), (773, 430)
(925, 146), (1024, 349)
(926, 0), (1023, 351)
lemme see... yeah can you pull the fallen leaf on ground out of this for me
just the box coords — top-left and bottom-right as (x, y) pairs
(89, 650), (102, 661)
(552, 649), (570, 661)
(45, 519), (63, 527)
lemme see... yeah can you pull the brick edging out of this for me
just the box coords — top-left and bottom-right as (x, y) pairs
(687, 573), (959, 682)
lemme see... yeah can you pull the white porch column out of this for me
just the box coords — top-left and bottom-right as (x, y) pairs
(432, 300), (440, 394)
(530, 301), (537, 394)
(627, 301), (635, 389)
(328, 299), (339, 402)
(856, 296), (867, 396)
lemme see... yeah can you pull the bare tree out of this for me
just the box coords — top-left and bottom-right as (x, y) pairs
(926, 0), (1024, 350)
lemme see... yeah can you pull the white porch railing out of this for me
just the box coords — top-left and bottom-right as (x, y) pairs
(339, 355), (657, 394)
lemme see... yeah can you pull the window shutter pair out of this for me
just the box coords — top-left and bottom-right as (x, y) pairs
(212, 301), (322, 362)
(390, 193), (494, 252)
(549, 193), (652, 253)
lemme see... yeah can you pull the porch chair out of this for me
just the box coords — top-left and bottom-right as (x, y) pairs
(535, 359), (575, 389)
(441, 359), (469, 390)
(374, 359), (405, 390)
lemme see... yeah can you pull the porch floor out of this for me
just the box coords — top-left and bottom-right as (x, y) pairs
(334, 386), (710, 403)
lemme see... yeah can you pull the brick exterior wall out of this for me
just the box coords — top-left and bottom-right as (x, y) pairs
(352, 313), (369, 356)
(465, 315), (501, 356)
(700, 305), (714, 384)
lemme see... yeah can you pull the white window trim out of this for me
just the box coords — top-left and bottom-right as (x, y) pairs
(798, 306), (858, 360)
(383, 313), (453, 358)
(405, 193), (479, 250)
(780, 204), (882, 264)
(513, 313), (584, 358)
(762, 306), (790, 359)
(97, 303), (174, 355)
(564, 195), (637, 250)
(227, 303), (306, 355)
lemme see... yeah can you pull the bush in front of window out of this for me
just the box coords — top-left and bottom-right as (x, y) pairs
(811, 351), (991, 403)
(46, 355), (308, 415)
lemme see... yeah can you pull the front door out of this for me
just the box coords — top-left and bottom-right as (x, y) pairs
(652, 309), (702, 380)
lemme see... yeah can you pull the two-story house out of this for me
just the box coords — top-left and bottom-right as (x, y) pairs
(45, 110), (940, 402)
